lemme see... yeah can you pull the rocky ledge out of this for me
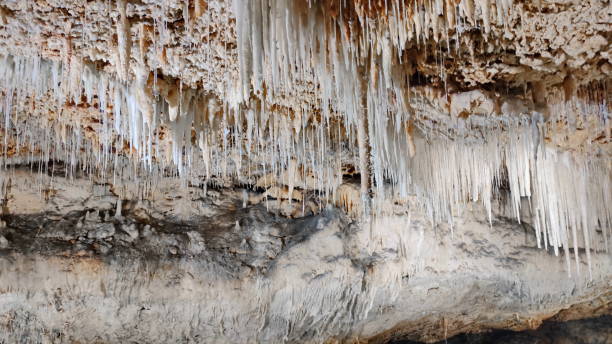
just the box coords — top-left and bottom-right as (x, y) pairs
(0, 170), (609, 343)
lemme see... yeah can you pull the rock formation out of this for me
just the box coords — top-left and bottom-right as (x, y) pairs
(0, 0), (610, 342)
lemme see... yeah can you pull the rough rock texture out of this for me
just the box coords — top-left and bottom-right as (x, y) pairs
(0, 0), (609, 92)
(0, 169), (610, 343)
(405, 315), (612, 344)
(0, 1), (610, 134)
(0, 0), (610, 342)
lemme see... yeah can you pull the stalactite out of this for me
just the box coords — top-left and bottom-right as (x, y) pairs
(0, 0), (609, 278)
(116, 0), (131, 82)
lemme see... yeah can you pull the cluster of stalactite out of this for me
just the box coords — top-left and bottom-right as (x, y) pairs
(0, 0), (610, 277)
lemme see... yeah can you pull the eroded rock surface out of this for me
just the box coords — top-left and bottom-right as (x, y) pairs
(0, 170), (610, 343)
(400, 315), (612, 344)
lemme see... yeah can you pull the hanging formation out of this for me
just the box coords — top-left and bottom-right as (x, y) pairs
(0, 0), (610, 277)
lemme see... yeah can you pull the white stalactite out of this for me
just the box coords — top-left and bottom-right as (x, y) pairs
(0, 0), (609, 278)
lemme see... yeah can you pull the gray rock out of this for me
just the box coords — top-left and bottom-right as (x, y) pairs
(86, 223), (116, 239)
(140, 224), (153, 238)
(0, 235), (8, 248)
(121, 223), (139, 240)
